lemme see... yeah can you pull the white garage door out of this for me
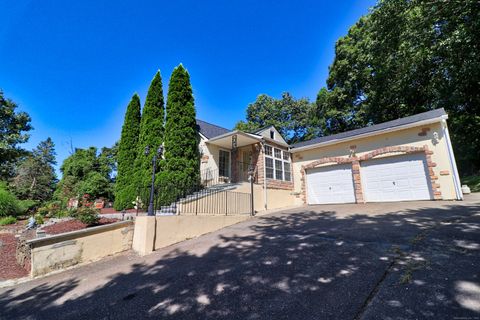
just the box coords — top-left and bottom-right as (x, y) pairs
(306, 164), (356, 205)
(361, 153), (433, 202)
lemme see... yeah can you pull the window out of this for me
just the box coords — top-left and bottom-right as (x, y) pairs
(270, 130), (275, 139)
(274, 148), (282, 159)
(264, 145), (291, 182)
(265, 145), (272, 156)
(284, 161), (291, 181)
(265, 157), (274, 179)
(219, 150), (230, 177)
(275, 160), (283, 180)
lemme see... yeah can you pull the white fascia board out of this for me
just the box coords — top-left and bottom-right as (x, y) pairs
(290, 117), (445, 153)
(206, 130), (262, 143)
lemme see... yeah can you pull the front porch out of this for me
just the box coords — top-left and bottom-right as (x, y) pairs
(200, 131), (263, 186)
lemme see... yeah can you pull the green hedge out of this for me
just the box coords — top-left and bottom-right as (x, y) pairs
(0, 187), (20, 217)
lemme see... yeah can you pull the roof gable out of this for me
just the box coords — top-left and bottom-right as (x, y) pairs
(255, 125), (288, 145)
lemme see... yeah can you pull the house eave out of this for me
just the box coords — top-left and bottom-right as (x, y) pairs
(290, 115), (447, 153)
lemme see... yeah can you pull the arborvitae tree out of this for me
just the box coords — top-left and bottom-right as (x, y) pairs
(134, 71), (165, 196)
(114, 94), (141, 210)
(160, 64), (199, 204)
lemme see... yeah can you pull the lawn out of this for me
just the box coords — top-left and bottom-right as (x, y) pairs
(461, 175), (480, 193)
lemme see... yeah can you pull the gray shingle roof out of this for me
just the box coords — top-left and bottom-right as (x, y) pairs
(196, 119), (231, 139)
(291, 108), (447, 149)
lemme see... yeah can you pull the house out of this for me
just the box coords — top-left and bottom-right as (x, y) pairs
(196, 108), (463, 212)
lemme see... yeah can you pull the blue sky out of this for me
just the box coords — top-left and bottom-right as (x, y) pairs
(0, 0), (376, 174)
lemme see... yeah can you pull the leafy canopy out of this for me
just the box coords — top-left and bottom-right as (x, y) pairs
(320, 0), (480, 174)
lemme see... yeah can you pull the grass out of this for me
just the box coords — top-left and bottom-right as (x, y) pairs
(461, 175), (480, 192)
(0, 216), (17, 226)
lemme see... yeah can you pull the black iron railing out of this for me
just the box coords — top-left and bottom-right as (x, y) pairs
(135, 179), (253, 216)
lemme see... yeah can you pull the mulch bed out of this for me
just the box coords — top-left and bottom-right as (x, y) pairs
(42, 218), (119, 235)
(100, 208), (139, 214)
(0, 234), (29, 280)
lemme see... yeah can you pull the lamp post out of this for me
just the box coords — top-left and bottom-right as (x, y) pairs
(248, 164), (255, 216)
(145, 145), (164, 216)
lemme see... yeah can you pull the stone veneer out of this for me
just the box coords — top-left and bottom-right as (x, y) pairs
(299, 145), (441, 204)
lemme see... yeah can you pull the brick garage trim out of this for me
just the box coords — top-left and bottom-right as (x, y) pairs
(300, 145), (440, 204)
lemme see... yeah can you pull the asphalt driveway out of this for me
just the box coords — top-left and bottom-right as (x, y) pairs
(1, 194), (479, 319)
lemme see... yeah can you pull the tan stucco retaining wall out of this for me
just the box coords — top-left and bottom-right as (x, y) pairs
(28, 221), (134, 277)
(132, 215), (250, 255)
(292, 122), (458, 204)
(233, 183), (295, 211)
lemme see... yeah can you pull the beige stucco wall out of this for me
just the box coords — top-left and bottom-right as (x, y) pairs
(154, 215), (250, 249)
(28, 221), (134, 277)
(199, 135), (223, 176)
(132, 215), (250, 255)
(292, 121), (458, 204)
(233, 183), (295, 211)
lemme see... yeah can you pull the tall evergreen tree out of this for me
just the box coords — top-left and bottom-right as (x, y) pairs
(134, 71), (165, 194)
(160, 65), (199, 204)
(114, 94), (141, 210)
(12, 138), (57, 202)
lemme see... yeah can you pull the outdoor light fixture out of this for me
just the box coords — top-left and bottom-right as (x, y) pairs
(145, 145), (164, 216)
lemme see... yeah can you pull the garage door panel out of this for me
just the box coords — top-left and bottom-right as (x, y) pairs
(306, 164), (355, 205)
(361, 153), (432, 202)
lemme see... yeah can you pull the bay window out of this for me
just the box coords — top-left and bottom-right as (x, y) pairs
(264, 145), (291, 181)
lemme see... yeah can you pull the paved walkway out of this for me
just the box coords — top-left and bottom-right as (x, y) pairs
(1, 194), (479, 319)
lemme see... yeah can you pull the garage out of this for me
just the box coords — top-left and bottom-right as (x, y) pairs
(306, 164), (356, 204)
(361, 153), (433, 202)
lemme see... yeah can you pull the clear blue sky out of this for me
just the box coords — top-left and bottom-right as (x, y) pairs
(0, 0), (376, 174)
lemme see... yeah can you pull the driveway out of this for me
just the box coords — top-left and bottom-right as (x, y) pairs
(1, 194), (479, 319)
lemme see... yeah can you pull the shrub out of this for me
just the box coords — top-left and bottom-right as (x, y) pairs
(462, 175), (480, 193)
(0, 187), (20, 217)
(17, 199), (38, 215)
(73, 207), (99, 226)
(34, 213), (44, 225)
(36, 200), (62, 217)
(0, 216), (17, 225)
(54, 209), (70, 218)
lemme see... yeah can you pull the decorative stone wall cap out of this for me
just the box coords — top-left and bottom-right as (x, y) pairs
(27, 221), (133, 247)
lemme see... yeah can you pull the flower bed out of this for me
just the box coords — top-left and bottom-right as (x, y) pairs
(41, 218), (119, 235)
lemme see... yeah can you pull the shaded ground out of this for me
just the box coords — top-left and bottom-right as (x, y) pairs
(0, 195), (479, 319)
(0, 234), (29, 280)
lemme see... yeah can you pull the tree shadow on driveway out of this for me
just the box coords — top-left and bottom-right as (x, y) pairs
(1, 200), (479, 319)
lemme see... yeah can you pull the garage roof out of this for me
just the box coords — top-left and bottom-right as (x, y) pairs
(291, 108), (447, 150)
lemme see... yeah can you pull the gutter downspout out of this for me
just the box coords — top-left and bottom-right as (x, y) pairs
(441, 118), (463, 200)
(261, 139), (268, 210)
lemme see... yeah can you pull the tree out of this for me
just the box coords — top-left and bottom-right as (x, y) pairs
(322, 0), (480, 175)
(12, 138), (57, 202)
(134, 71), (165, 192)
(0, 90), (32, 180)
(160, 64), (199, 204)
(235, 93), (316, 144)
(114, 94), (141, 210)
(55, 146), (116, 202)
